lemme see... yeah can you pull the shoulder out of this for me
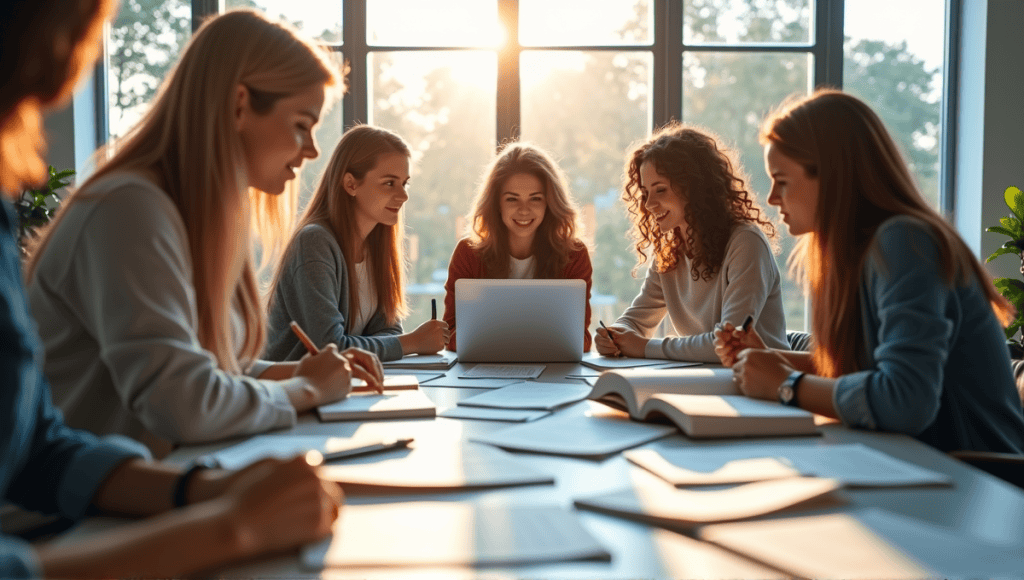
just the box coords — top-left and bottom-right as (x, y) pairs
(724, 222), (774, 260)
(567, 243), (592, 268)
(288, 223), (345, 266)
(452, 238), (480, 262)
(864, 216), (945, 281)
(871, 215), (939, 250)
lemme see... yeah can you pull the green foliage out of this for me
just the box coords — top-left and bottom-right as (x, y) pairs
(985, 186), (1024, 344)
(15, 165), (75, 242)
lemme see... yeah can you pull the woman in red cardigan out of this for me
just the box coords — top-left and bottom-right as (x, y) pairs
(443, 142), (593, 351)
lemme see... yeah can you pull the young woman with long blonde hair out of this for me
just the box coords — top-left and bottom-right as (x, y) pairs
(2, 4), (339, 577)
(715, 90), (1024, 453)
(25, 9), (381, 457)
(443, 142), (592, 351)
(596, 122), (787, 362)
(265, 124), (448, 362)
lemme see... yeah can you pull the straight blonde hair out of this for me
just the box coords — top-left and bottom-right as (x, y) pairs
(271, 124), (410, 327)
(466, 142), (584, 278)
(760, 89), (1012, 377)
(27, 9), (341, 373)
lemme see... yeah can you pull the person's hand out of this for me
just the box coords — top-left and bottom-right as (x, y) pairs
(292, 344), (352, 409)
(219, 455), (342, 558)
(714, 321), (767, 367)
(596, 325), (647, 358)
(341, 347), (384, 391)
(402, 319), (450, 355)
(732, 348), (793, 400)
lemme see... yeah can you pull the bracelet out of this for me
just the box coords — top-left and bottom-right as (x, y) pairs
(172, 457), (216, 508)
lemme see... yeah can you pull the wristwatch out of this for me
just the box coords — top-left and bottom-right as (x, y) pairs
(778, 371), (805, 407)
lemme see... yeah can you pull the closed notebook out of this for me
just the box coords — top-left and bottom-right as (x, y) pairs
(382, 352), (457, 370)
(316, 390), (436, 422)
(351, 374), (419, 392)
(589, 368), (816, 438)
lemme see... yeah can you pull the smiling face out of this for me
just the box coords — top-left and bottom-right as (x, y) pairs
(764, 142), (819, 236)
(639, 160), (687, 235)
(237, 83), (325, 195)
(499, 172), (547, 257)
(345, 152), (411, 242)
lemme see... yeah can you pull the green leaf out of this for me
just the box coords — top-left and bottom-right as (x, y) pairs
(987, 246), (1020, 262)
(1000, 216), (1024, 238)
(986, 225), (1017, 238)
(993, 278), (1024, 306)
(1005, 186), (1024, 221)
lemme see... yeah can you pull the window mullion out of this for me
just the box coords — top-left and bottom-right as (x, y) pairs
(344, 2), (369, 126)
(814, 0), (844, 88)
(497, 0), (521, 146)
(655, 0), (682, 128)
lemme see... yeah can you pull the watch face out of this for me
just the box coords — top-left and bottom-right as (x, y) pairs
(779, 384), (794, 404)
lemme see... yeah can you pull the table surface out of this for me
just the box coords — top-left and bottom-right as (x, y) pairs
(51, 361), (1024, 578)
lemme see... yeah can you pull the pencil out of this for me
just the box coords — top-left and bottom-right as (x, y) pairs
(290, 321), (319, 355)
(431, 298), (437, 320)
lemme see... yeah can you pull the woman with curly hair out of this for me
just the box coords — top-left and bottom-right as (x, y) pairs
(443, 142), (592, 351)
(596, 122), (788, 362)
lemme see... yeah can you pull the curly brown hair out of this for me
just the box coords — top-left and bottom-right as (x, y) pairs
(623, 122), (777, 280)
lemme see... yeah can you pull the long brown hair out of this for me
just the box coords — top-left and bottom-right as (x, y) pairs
(0, 0), (115, 195)
(271, 124), (410, 327)
(623, 122), (777, 279)
(465, 142), (584, 278)
(26, 9), (341, 373)
(760, 89), (1012, 377)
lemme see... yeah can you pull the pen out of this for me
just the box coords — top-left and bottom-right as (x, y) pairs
(291, 321), (319, 355)
(741, 315), (754, 332)
(292, 321), (383, 394)
(599, 320), (624, 357)
(431, 298), (437, 320)
(322, 438), (414, 461)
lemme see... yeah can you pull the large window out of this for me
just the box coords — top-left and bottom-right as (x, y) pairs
(107, 0), (951, 335)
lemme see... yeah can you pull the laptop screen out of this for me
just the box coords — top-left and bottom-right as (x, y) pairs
(455, 279), (586, 363)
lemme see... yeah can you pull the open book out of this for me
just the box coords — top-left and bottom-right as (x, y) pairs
(588, 368), (817, 438)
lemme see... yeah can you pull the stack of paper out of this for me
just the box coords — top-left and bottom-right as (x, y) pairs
(317, 390), (436, 422)
(317, 442), (555, 493)
(470, 407), (676, 459)
(458, 381), (591, 410)
(382, 352), (457, 370)
(302, 502), (610, 568)
(699, 507), (1024, 579)
(625, 443), (953, 487)
(574, 472), (843, 530)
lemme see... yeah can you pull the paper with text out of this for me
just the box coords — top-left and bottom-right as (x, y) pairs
(461, 364), (546, 379)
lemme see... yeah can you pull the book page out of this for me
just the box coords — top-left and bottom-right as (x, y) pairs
(629, 443), (952, 487)
(422, 376), (523, 389)
(591, 368), (739, 414)
(458, 381), (591, 410)
(317, 442), (554, 492)
(439, 406), (551, 422)
(648, 394), (816, 438)
(574, 471), (842, 526)
(580, 353), (676, 370)
(302, 502), (610, 568)
(460, 364), (546, 379)
(470, 409), (676, 458)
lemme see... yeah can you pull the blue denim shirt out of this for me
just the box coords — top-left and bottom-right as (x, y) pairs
(1, 198), (148, 578)
(834, 216), (1024, 453)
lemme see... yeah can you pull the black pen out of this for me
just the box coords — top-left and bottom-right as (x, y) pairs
(431, 298), (437, 320)
(323, 438), (414, 462)
(741, 315), (754, 332)
(599, 320), (624, 357)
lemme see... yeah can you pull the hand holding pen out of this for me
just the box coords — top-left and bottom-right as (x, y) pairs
(713, 315), (766, 367)
(400, 298), (450, 355)
(291, 321), (384, 395)
(597, 321), (625, 357)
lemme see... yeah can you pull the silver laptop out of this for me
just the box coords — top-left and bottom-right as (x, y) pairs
(455, 279), (586, 363)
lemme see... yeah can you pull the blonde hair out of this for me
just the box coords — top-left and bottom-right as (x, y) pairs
(465, 142), (584, 278)
(760, 89), (1012, 377)
(622, 122), (777, 279)
(272, 124), (410, 327)
(0, 0), (115, 195)
(27, 9), (341, 373)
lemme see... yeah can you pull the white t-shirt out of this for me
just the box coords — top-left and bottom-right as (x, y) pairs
(509, 255), (536, 279)
(349, 260), (378, 335)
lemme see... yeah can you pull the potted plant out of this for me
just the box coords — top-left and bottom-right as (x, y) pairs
(15, 165), (74, 252)
(985, 185), (1024, 355)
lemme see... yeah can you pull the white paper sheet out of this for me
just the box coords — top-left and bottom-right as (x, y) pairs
(458, 381), (591, 410)
(461, 364), (546, 379)
(439, 406), (551, 422)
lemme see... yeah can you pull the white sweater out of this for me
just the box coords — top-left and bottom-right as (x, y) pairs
(615, 223), (789, 362)
(27, 173), (294, 453)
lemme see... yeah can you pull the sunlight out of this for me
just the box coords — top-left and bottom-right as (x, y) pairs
(368, 0), (503, 48)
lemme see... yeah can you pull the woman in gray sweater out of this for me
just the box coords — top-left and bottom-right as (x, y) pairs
(597, 122), (789, 362)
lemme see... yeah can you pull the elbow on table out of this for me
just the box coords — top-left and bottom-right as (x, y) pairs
(872, 396), (941, 437)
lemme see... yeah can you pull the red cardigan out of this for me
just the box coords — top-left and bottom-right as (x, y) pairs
(442, 238), (593, 352)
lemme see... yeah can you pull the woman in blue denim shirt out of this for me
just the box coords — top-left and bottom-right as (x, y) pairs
(0, 2), (340, 577)
(715, 90), (1024, 454)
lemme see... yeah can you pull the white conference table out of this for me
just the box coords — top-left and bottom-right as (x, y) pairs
(56, 361), (1024, 578)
